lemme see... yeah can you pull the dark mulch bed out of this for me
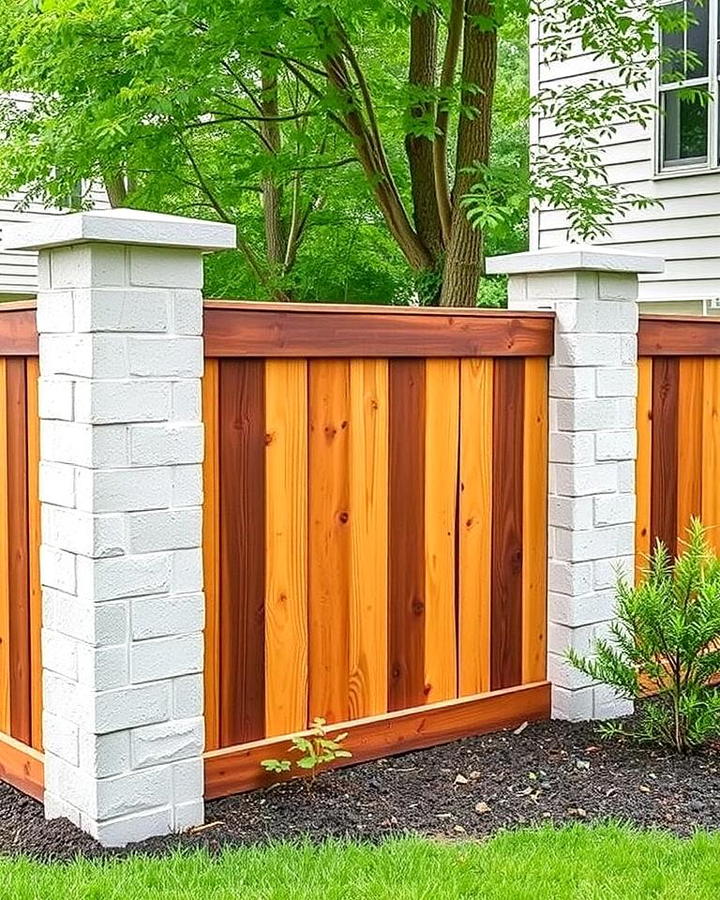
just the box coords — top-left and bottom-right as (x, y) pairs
(2, 717), (719, 861)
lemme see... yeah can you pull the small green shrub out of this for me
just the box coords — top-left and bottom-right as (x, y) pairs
(261, 717), (352, 779)
(568, 519), (720, 753)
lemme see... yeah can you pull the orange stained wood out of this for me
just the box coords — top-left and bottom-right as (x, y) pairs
(0, 731), (43, 802)
(635, 357), (653, 576)
(676, 358), (704, 545)
(0, 360), (9, 734)
(457, 358), (493, 696)
(702, 358), (720, 552)
(26, 358), (41, 751)
(202, 359), (220, 751)
(423, 359), (459, 703)
(522, 358), (548, 684)
(308, 360), (351, 724)
(264, 359), (308, 736)
(348, 359), (388, 720)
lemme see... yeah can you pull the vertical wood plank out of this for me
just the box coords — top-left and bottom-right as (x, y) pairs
(202, 359), (220, 751)
(423, 359), (459, 704)
(218, 359), (266, 746)
(5, 358), (30, 745)
(458, 358), (493, 696)
(491, 358), (525, 691)
(651, 357), (679, 558)
(702, 357), (720, 552)
(0, 360), (9, 735)
(308, 360), (351, 725)
(677, 357), (704, 548)
(26, 358), (42, 751)
(265, 359), (308, 736)
(636, 356), (653, 576)
(348, 359), (388, 719)
(522, 358), (548, 685)
(388, 359), (426, 711)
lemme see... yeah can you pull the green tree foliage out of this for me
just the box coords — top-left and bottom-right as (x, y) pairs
(568, 520), (720, 754)
(0, 1), (691, 304)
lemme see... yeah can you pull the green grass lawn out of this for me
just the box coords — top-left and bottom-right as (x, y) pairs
(1, 824), (719, 899)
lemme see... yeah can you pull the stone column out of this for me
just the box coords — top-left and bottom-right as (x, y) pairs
(487, 246), (664, 721)
(5, 210), (235, 846)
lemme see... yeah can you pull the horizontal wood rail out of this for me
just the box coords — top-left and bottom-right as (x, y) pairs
(0, 732), (43, 801)
(204, 681), (551, 799)
(0, 302), (39, 356)
(639, 315), (720, 356)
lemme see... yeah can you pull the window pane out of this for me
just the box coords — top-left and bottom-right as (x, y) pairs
(661, 0), (709, 82)
(661, 2), (685, 83)
(686, 0), (709, 77)
(662, 87), (708, 165)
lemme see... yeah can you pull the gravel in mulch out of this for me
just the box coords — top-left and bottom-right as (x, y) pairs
(2, 717), (719, 861)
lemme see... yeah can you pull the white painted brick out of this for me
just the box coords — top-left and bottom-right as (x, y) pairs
(44, 755), (95, 814)
(548, 560), (593, 595)
(550, 366), (596, 400)
(555, 398), (622, 432)
(132, 593), (203, 640)
(174, 799), (204, 832)
(617, 460), (635, 492)
(548, 651), (593, 690)
(506, 275), (527, 302)
(172, 549), (203, 593)
(38, 379), (74, 420)
(74, 380), (171, 424)
(596, 367), (637, 398)
(548, 622), (597, 656)
(620, 333), (637, 365)
(594, 493), (636, 527)
(43, 671), (90, 729)
(131, 633), (203, 683)
(172, 758), (204, 804)
(551, 684), (594, 722)
(593, 683), (634, 719)
(171, 290), (203, 335)
(77, 643), (129, 691)
(96, 767), (173, 820)
(129, 424), (204, 466)
(75, 553), (171, 602)
(131, 718), (203, 769)
(42, 711), (80, 766)
(554, 462), (618, 497)
(44, 791), (82, 827)
(42, 506), (126, 557)
(595, 429), (636, 461)
(593, 555), (634, 590)
(598, 272), (639, 300)
(555, 524), (633, 563)
(550, 589), (616, 627)
(549, 432), (595, 465)
(172, 674), (204, 719)
(172, 381), (201, 420)
(92, 806), (173, 848)
(79, 730), (131, 779)
(44, 589), (128, 646)
(549, 496), (594, 531)
(49, 244), (126, 290)
(42, 629), (78, 680)
(555, 334), (622, 367)
(127, 337), (203, 378)
(130, 247), (203, 289)
(40, 421), (128, 468)
(525, 271), (598, 301)
(128, 508), (202, 553)
(75, 467), (172, 513)
(94, 681), (172, 733)
(39, 461), (75, 507)
(40, 333), (129, 379)
(40, 545), (77, 593)
(74, 289), (170, 332)
(36, 291), (74, 333)
(172, 465), (202, 507)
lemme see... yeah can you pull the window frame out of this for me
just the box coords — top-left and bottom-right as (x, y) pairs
(655, 0), (719, 175)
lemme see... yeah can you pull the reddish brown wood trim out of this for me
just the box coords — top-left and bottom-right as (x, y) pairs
(650, 357), (680, 557)
(639, 316), (720, 357)
(388, 359), (427, 711)
(0, 732), (43, 802)
(204, 305), (554, 359)
(218, 359), (266, 745)
(204, 681), (551, 798)
(0, 308), (38, 356)
(5, 360), (30, 745)
(491, 358), (525, 691)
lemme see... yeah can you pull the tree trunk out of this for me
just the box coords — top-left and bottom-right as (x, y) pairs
(103, 173), (127, 208)
(405, 7), (443, 262)
(260, 67), (287, 272)
(439, 0), (497, 308)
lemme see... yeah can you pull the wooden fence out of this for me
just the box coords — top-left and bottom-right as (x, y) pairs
(201, 302), (552, 797)
(637, 315), (720, 567)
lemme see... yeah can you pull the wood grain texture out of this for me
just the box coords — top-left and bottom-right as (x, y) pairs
(218, 359), (266, 746)
(0, 731), (43, 801)
(0, 360), (9, 734)
(423, 359), (459, 704)
(264, 359), (308, 736)
(651, 357), (680, 558)
(676, 358), (704, 546)
(0, 308), (38, 356)
(636, 357), (653, 576)
(639, 315), (720, 357)
(308, 360), (351, 725)
(458, 359), (493, 696)
(5, 359), (30, 745)
(491, 358), (525, 691)
(702, 358), (720, 552)
(522, 358), (548, 685)
(202, 359), (220, 751)
(205, 681), (551, 799)
(348, 359), (388, 720)
(25, 358), (41, 752)
(204, 305), (554, 358)
(388, 360), (427, 711)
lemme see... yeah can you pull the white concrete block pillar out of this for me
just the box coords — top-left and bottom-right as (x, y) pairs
(487, 246), (664, 722)
(5, 210), (235, 846)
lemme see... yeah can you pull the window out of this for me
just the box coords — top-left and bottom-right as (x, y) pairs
(658, 0), (715, 171)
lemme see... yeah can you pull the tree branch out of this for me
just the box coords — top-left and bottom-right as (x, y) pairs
(434, 0), (464, 243)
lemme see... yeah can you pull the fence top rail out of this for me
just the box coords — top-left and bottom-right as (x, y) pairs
(639, 314), (720, 357)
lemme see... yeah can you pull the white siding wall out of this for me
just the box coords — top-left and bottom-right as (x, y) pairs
(0, 94), (109, 299)
(532, 36), (720, 310)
